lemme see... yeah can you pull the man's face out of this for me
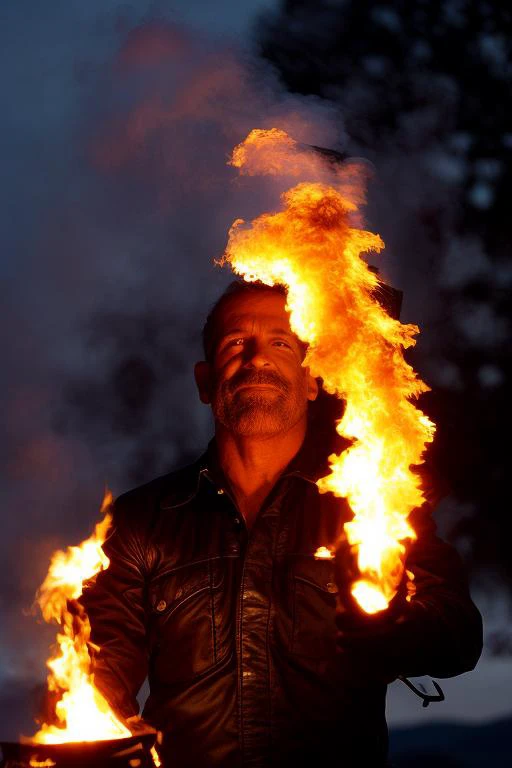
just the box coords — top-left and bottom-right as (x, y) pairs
(195, 291), (318, 438)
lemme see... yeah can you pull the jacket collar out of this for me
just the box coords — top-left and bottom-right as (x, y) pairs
(160, 392), (347, 509)
(160, 432), (337, 510)
(159, 456), (209, 509)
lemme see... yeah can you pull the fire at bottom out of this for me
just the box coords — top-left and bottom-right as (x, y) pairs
(0, 492), (162, 768)
(0, 732), (160, 768)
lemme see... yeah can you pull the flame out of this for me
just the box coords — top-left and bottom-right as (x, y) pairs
(314, 546), (334, 561)
(405, 568), (416, 603)
(30, 490), (131, 744)
(222, 128), (435, 613)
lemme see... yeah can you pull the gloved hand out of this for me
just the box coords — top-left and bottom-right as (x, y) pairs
(333, 539), (411, 684)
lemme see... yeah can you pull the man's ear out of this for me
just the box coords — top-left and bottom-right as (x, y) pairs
(194, 361), (213, 405)
(306, 371), (319, 402)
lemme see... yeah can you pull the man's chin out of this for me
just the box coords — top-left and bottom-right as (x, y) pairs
(223, 405), (290, 438)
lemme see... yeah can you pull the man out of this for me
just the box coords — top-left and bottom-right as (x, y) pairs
(82, 280), (483, 767)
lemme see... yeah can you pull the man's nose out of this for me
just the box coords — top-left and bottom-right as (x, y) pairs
(243, 339), (271, 368)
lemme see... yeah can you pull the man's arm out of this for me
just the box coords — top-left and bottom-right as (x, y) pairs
(397, 502), (483, 678)
(80, 497), (150, 719)
(336, 503), (483, 683)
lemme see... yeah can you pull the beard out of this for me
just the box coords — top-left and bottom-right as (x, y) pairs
(212, 369), (305, 438)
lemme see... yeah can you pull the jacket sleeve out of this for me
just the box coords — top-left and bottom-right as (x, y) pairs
(336, 502), (483, 683)
(80, 495), (150, 719)
(396, 502), (483, 678)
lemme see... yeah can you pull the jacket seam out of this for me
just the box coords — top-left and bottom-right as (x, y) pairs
(210, 559), (218, 662)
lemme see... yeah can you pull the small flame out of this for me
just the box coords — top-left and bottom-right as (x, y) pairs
(314, 546), (334, 560)
(150, 747), (162, 767)
(30, 489), (131, 744)
(222, 129), (435, 613)
(405, 568), (416, 603)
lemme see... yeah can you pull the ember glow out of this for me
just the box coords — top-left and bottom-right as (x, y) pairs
(223, 128), (435, 614)
(30, 491), (131, 744)
(314, 546), (334, 561)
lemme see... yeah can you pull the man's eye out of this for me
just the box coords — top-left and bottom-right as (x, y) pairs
(227, 338), (245, 348)
(273, 340), (292, 349)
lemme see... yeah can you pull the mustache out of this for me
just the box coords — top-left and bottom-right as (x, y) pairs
(226, 370), (289, 395)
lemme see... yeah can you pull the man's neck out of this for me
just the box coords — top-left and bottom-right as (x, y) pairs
(215, 418), (307, 530)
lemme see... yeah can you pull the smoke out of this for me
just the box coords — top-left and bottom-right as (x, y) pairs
(0, 4), (344, 727)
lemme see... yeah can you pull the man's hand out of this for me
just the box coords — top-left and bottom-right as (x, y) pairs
(334, 542), (410, 684)
(125, 714), (159, 737)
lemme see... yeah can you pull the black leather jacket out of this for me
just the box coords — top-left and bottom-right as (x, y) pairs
(81, 436), (482, 768)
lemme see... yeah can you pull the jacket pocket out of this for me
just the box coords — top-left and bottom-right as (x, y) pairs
(290, 556), (339, 660)
(148, 558), (225, 685)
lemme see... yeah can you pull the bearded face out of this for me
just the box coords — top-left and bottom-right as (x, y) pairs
(212, 364), (304, 437)
(195, 291), (318, 439)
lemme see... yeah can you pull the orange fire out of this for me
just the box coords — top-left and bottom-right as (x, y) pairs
(30, 490), (131, 744)
(222, 128), (435, 614)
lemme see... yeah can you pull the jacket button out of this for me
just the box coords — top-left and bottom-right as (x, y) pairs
(156, 600), (167, 612)
(326, 582), (338, 593)
(217, 488), (225, 495)
(233, 517), (240, 525)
